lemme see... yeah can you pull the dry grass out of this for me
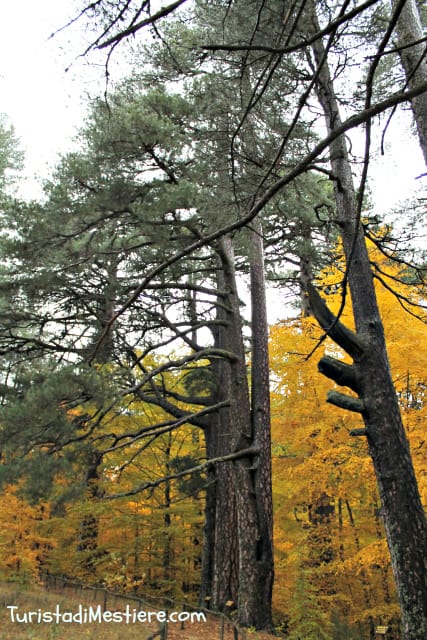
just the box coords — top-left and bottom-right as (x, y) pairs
(0, 582), (276, 640)
(0, 581), (155, 639)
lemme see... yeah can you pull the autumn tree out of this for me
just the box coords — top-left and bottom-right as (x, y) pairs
(271, 236), (426, 637)
(300, 3), (427, 636)
(0, 485), (50, 582)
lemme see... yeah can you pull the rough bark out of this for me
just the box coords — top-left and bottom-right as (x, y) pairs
(204, 235), (273, 629)
(246, 219), (274, 629)
(162, 432), (173, 591)
(77, 450), (104, 575)
(308, 4), (427, 638)
(217, 235), (263, 628)
(198, 422), (217, 606)
(78, 259), (119, 573)
(200, 244), (239, 611)
(391, 0), (427, 165)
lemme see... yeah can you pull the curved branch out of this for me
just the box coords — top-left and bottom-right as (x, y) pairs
(98, 0), (189, 49)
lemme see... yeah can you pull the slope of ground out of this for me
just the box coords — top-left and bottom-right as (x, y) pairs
(0, 582), (277, 640)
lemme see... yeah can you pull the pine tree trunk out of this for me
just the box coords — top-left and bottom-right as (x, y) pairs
(204, 235), (273, 628)
(77, 450), (103, 575)
(391, 0), (427, 164)
(308, 5), (427, 638)
(218, 233), (260, 628)
(200, 240), (240, 612)
(78, 258), (119, 575)
(247, 220), (274, 629)
(163, 432), (173, 591)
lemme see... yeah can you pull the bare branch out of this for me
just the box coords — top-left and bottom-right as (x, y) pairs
(318, 356), (361, 393)
(106, 446), (260, 499)
(97, 0), (189, 50)
(327, 390), (365, 413)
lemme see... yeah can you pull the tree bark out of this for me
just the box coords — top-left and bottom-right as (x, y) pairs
(246, 219), (274, 629)
(200, 243), (240, 611)
(216, 235), (261, 628)
(391, 0), (427, 165)
(204, 235), (273, 629)
(78, 257), (119, 575)
(308, 5), (427, 638)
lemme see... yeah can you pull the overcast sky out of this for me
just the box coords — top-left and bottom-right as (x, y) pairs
(0, 0), (425, 212)
(0, 1), (105, 196)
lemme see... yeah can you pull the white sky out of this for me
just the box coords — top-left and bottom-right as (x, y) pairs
(0, 1), (104, 196)
(0, 1), (425, 213)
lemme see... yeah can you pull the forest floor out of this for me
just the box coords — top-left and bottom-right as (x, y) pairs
(0, 582), (277, 640)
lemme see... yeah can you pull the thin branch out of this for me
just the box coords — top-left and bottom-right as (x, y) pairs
(201, 0), (381, 56)
(106, 446), (260, 499)
(98, 0), (189, 49)
(357, 0), (410, 219)
(99, 401), (229, 454)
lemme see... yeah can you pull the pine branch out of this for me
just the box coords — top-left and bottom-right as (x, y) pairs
(89, 78), (427, 360)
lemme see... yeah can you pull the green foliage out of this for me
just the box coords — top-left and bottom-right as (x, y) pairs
(0, 115), (23, 190)
(287, 571), (332, 640)
(169, 454), (205, 495)
(182, 366), (215, 397)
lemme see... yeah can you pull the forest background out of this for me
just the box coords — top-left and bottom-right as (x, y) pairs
(0, 1), (426, 639)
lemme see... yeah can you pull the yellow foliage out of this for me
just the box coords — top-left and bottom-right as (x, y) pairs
(270, 236), (426, 633)
(0, 484), (50, 581)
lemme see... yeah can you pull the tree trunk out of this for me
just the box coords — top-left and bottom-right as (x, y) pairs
(218, 233), (260, 628)
(308, 5), (427, 638)
(200, 240), (240, 612)
(198, 421), (216, 606)
(391, 0), (427, 164)
(77, 449), (103, 575)
(204, 235), (273, 628)
(163, 431), (173, 592)
(78, 257), (119, 575)
(247, 219), (274, 629)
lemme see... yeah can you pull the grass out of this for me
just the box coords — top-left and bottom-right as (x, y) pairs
(0, 581), (276, 640)
(0, 581), (164, 639)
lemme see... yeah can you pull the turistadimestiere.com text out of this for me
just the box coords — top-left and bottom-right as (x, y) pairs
(7, 604), (207, 625)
